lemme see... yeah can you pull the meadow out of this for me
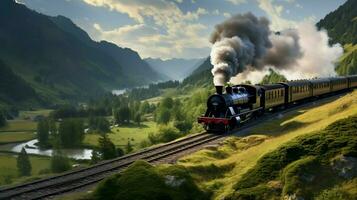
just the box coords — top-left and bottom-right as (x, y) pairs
(84, 121), (158, 150)
(0, 153), (51, 186)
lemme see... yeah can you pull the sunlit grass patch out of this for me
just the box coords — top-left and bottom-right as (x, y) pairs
(84, 121), (158, 149)
(0, 132), (35, 144)
(0, 153), (51, 186)
(178, 90), (357, 199)
(0, 120), (37, 132)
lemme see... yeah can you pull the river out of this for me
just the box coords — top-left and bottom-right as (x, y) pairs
(8, 139), (93, 160)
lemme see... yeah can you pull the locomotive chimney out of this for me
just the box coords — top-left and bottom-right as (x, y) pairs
(226, 86), (233, 94)
(215, 86), (223, 95)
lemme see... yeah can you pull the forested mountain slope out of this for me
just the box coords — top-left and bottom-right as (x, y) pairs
(317, 0), (357, 76)
(0, 0), (161, 107)
(145, 58), (204, 80)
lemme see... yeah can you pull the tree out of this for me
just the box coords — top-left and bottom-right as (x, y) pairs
(174, 121), (193, 133)
(126, 140), (133, 153)
(114, 106), (131, 124)
(134, 112), (141, 126)
(148, 126), (181, 144)
(139, 101), (151, 114)
(156, 108), (171, 125)
(260, 68), (287, 84)
(58, 119), (84, 147)
(50, 151), (72, 173)
(89, 116), (110, 133)
(98, 134), (118, 160)
(17, 148), (32, 176)
(49, 119), (57, 136)
(161, 97), (174, 109)
(90, 150), (101, 164)
(0, 111), (6, 128)
(37, 119), (49, 147)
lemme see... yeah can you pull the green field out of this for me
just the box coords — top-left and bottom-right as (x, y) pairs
(0, 153), (51, 186)
(0, 132), (35, 144)
(0, 120), (37, 132)
(19, 109), (53, 119)
(178, 90), (357, 199)
(84, 121), (158, 149)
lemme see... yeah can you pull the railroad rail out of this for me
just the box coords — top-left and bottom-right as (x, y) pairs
(0, 132), (222, 200)
(0, 91), (348, 200)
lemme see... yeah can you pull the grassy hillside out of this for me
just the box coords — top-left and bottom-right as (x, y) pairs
(178, 90), (357, 199)
(336, 44), (357, 75)
(66, 90), (357, 200)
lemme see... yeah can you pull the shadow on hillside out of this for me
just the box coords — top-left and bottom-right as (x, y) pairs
(116, 123), (149, 129)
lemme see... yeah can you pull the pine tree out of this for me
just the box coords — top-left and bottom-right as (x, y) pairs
(0, 111), (6, 128)
(134, 112), (141, 126)
(98, 134), (117, 160)
(37, 119), (49, 147)
(50, 151), (71, 173)
(17, 148), (32, 176)
(49, 119), (57, 136)
(90, 150), (101, 164)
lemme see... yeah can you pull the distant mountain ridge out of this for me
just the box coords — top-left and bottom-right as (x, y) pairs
(0, 0), (162, 107)
(145, 58), (205, 80)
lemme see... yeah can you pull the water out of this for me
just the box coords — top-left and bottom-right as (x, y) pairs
(11, 139), (93, 160)
(112, 84), (151, 96)
(112, 89), (126, 95)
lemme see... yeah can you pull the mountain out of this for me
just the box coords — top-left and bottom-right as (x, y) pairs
(316, 0), (357, 45)
(145, 58), (205, 80)
(181, 57), (213, 88)
(98, 42), (163, 84)
(317, 0), (357, 76)
(0, 60), (42, 107)
(0, 0), (161, 107)
(51, 15), (163, 85)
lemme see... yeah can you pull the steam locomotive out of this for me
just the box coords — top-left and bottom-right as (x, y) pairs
(198, 75), (357, 133)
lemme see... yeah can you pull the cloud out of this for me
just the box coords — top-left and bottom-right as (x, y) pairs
(223, 12), (232, 18)
(258, 0), (296, 31)
(212, 9), (220, 15)
(83, 0), (211, 58)
(226, 0), (247, 5)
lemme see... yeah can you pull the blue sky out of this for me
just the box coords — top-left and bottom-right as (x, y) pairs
(18, 0), (346, 59)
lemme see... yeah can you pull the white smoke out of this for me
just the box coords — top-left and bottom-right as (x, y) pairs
(278, 22), (343, 80)
(211, 13), (343, 85)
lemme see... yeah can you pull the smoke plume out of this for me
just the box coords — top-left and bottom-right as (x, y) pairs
(210, 12), (342, 85)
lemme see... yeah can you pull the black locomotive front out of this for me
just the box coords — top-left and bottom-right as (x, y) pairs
(198, 85), (254, 132)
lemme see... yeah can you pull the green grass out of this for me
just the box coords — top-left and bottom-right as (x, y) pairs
(84, 121), (158, 149)
(0, 120), (37, 132)
(0, 132), (35, 144)
(19, 109), (53, 119)
(178, 90), (357, 199)
(91, 161), (208, 200)
(0, 153), (51, 186)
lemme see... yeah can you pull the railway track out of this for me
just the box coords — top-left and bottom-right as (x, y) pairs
(0, 91), (348, 200)
(0, 132), (222, 200)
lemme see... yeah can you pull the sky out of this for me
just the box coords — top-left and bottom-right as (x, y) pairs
(18, 0), (347, 60)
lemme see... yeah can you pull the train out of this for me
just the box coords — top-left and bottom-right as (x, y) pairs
(198, 75), (357, 133)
